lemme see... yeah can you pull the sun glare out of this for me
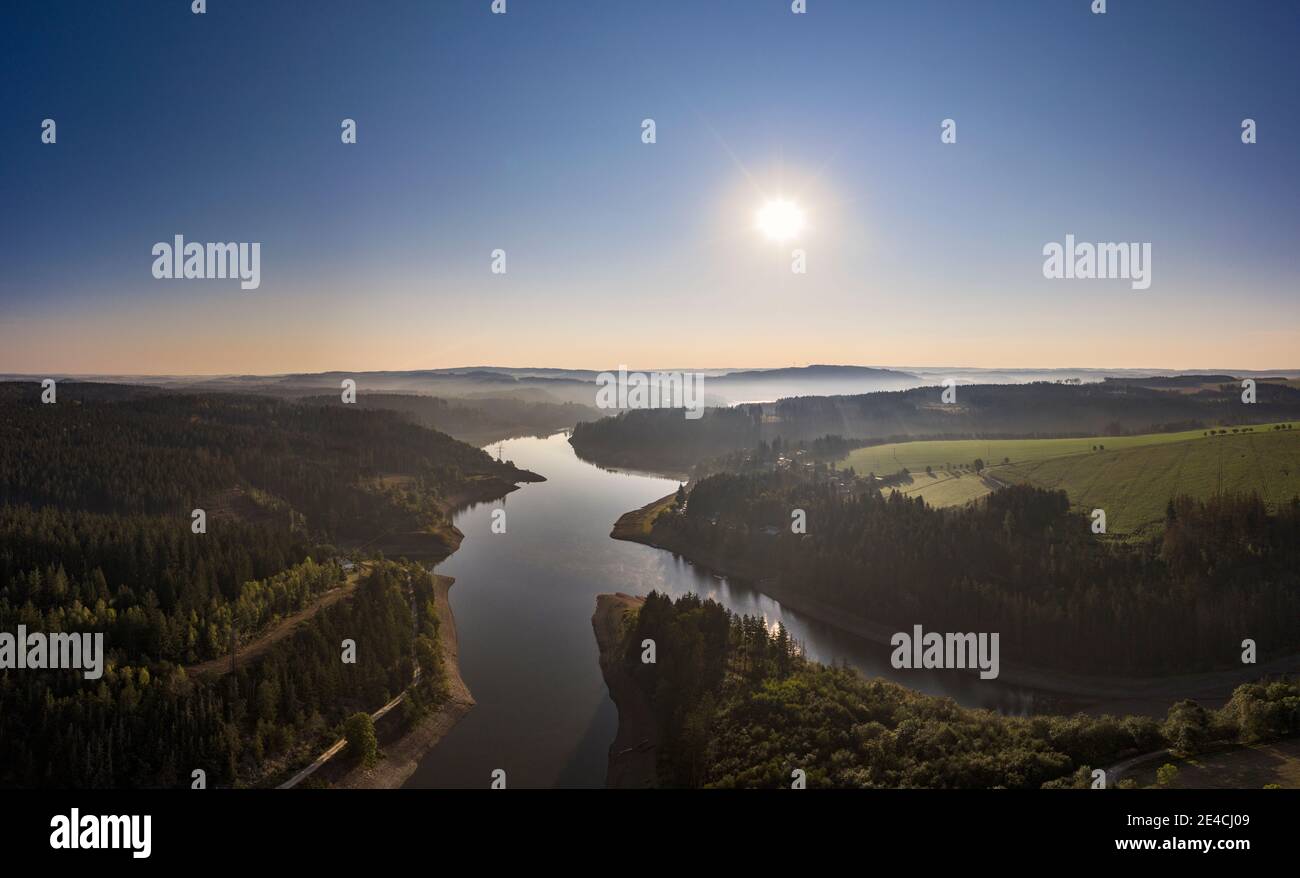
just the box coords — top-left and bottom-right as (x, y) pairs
(756, 198), (806, 243)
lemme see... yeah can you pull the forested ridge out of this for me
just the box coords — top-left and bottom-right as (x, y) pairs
(646, 471), (1300, 674)
(0, 382), (526, 658)
(0, 382), (524, 523)
(0, 382), (500, 786)
(299, 391), (597, 445)
(619, 593), (1300, 788)
(572, 380), (1300, 471)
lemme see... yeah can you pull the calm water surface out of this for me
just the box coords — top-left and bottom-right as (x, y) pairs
(405, 433), (1038, 789)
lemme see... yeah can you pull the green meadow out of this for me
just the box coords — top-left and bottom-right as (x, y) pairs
(836, 425), (1276, 475)
(837, 423), (1300, 533)
(886, 469), (996, 508)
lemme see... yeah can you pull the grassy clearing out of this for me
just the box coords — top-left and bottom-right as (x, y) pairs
(838, 423), (1294, 476)
(889, 470), (999, 507)
(836, 424), (1300, 528)
(996, 428), (1300, 533)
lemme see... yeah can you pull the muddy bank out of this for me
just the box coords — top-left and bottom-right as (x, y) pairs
(324, 575), (476, 789)
(592, 593), (657, 788)
(609, 492), (677, 541)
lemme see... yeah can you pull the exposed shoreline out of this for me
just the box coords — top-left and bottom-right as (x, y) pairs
(610, 494), (1300, 716)
(591, 593), (657, 789)
(327, 574), (475, 789)
(442, 469), (546, 514)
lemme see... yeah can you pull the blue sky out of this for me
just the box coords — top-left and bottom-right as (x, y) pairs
(1, 0), (1297, 373)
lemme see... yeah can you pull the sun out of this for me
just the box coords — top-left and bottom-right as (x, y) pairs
(755, 198), (806, 243)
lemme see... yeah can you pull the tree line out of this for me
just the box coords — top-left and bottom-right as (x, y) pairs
(649, 472), (1300, 674)
(571, 380), (1300, 472)
(0, 382), (524, 528)
(620, 592), (1300, 788)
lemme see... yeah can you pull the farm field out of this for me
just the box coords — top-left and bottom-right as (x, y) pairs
(997, 427), (1300, 533)
(838, 423), (1300, 532)
(837, 423), (1293, 476)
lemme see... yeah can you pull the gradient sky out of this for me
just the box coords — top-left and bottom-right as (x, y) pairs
(2, 0), (1297, 374)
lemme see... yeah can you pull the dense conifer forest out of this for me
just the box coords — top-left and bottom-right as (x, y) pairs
(646, 471), (1300, 674)
(299, 391), (597, 446)
(0, 382), (510, 786)
(0, 559), (442, 787)
(620, 593), (1300, 788)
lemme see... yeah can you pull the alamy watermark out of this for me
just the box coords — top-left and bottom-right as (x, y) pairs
(50, 808), (150, 859)
(152, 235), (261, 290)
(595, 365), (705, 420)
(890, 624), (1000, 680)
(0, 626), (104, 679)
(1042, 234), (1151, 290)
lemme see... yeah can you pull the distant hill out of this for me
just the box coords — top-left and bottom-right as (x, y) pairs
(703, 364), (920, 403)
(1103, 374), (1238, 390)
(300, 391), (598, 446)
(571, 380), (1300, 472)
(8, 364), (1299, 416)
(713, 364), (919, 382)
(0, 379), (547, 582)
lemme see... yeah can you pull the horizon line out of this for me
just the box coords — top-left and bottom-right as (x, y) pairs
(3, 364), (1300, 380)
